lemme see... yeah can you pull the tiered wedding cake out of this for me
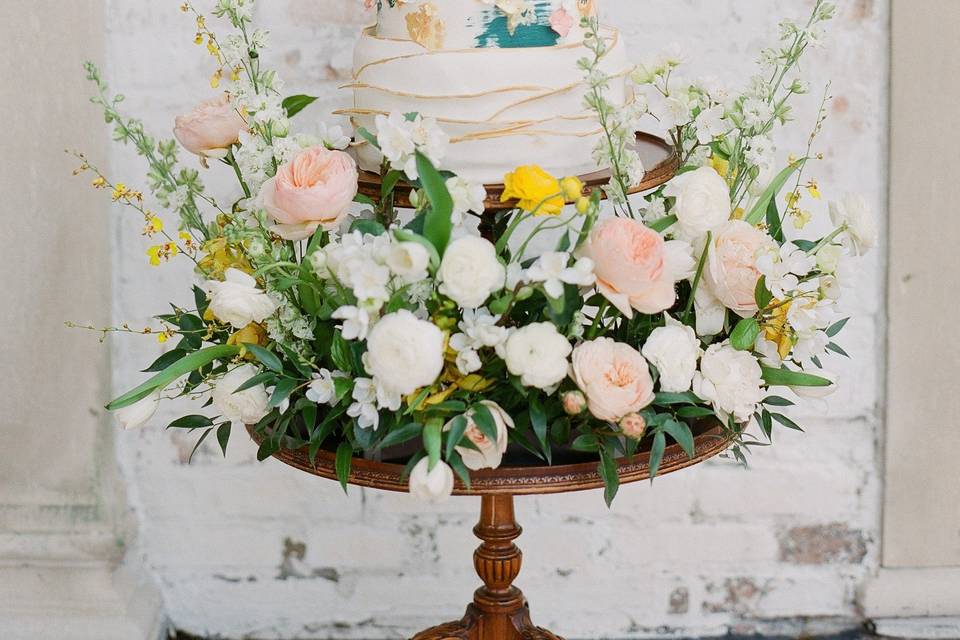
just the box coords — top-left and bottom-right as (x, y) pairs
(343, 0), (630, 183)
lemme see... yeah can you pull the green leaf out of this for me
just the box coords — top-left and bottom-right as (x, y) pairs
(648, 431), (667, 481)
(416, 151), (454, 256)
(330, 331), (353, 373)
(380, 422), (423, 450)
(256, 434), (280, 461)
(393, 228), (441, 269)
(282, 94), (319, 118)
(827, 342), (849, 358)
(234, 371), (276, 393)
(771, 412), (804, 432)
(662, 419), (695, 459)
(423, 419), (443, 470)
(448, 451), (471, 489)
(745, 160), (805, 225)
(216, 422), (231, 457)
(188, 427), (214, 464)
(167, 415), (214, 430)
(763, 395), (795, 407)
(400, 450), (426, 481)
(349, 218), (387, 236)
(381, 170), (403, 202)
(730, 317), (761, 351)
(760, 409), (773, 440)
(142, 349), (187, 373)
(268, 378), (296, 409)
(766, 197), (785, 244)
(755, 276), (773, 311)
(598, 448), (620, 508)
(107, 345), (241, 410)
(761, 366), (832, 387)
(654, 391), (702, 406)
(335, 442), (353, 494)
(676, 406), (715, 419)
(826, 318), (850, 338)
(571, 434), (599, 452)
(470, 403), (499, 445)
(648, 214), (678, 234)
(444, 415), (468, 461)
(529, 396), (551, 464)
(245, 344), (283, 374)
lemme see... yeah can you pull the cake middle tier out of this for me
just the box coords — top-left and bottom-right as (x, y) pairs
(342, 25), (631, 184)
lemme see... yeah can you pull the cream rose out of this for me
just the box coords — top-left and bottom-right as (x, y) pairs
(704, 220), (776, 318)
(570, 338), (656, 422)
(259, 145), (358, 240)
(448, 401), (513, 471)
(408, 457), (455, 503)
(662, 166), (731, 240)
(363, 310), (445, 396)
(212, 364), (270, 425)
(641, 319), (702, 393)
(173, 94), (247, 158)
(203, 268), (278, 329)
(581, 217), (694, 318)
(438, 236), (506, 309)
(692, 342), (765, 423)
(115, 389), (161, 430)
(503, 322), (572, 390)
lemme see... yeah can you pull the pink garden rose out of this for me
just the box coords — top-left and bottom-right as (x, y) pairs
(260, 145), (359, 240)
(704, 220), (776, 317)
(570, 338), (656, 423)
(173, 95), (247, 158)
(581, 218), (694, 318)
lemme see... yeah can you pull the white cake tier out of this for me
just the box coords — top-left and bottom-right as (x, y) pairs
(342, 26), (630, 184)
(374, 0), (598, 50)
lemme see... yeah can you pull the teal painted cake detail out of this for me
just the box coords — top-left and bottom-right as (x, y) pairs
(474, 1), (560, 49)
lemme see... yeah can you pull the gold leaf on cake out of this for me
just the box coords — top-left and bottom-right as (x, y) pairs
(405, 3), (445, 50)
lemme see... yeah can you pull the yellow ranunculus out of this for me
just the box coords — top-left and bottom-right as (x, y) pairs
(228, 322), (268, 350)
(501, 165), (564, 216)
(198, 238), (253, 279)
(560, 176), (585, 203)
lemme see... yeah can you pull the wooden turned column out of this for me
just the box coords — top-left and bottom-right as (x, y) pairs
(412, 495), (561, 640)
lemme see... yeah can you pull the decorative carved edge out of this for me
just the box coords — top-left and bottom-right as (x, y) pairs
(246, 422), (734, 497)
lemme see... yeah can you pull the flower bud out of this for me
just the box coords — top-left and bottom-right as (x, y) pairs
(562, 391), (587, 416)
(560, 176), (585, 202)
(619, 413), (647, 441)
(575, 196), (592, 215)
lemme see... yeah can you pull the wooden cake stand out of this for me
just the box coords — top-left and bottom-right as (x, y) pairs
(251, 134), (726, 640)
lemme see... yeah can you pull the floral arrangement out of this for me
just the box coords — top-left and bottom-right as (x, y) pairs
(75, 0), (873, 505)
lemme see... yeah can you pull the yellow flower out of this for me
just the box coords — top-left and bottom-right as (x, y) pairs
(560, 176), (585, 203)
(228, 323), (268, 350)
(198, 238), (252, 278)
(806, 181), (821, 200)
(501, 165), (564, 216)
(575, 196), (592, 215)
(210, 69), (222, 89)
(143, 216), (164, 237)
(157, 332), (169, 344)
(711, 155), (730, 178)
(764, 301), (794, 360)
(91, 176), (106, 189)
(147, 243), (179, 266)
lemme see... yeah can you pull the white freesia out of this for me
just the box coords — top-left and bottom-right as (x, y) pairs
(347, 377), (379, 430)
(332, 305), (372, 341)
(524, 252), (595, 299)
(386, 241), (431, 284)
(503, 322), (572, 390)
(756, 242), (816, 299)
(306, 369), (345, 405)
(692, 342), (765, 423)
(363, 310), (445, 396)
(449, 308), (509, 374)
(203, 268), (278, 329)
(408, 457), (455, 503)
(830, 193), (878, 255)
(374, 112), (449, 180)
(446, 176), (487, 225)
(694, 104), (726, 144)
(438, 236), (506, 309)
(448, 401), (513, 471)
(641, 318), (702, 393)
(318, 122), (350, 150)
(662, 166), (731, 241)
(115, 389), (161, 430)
(212, 364), (270, 425)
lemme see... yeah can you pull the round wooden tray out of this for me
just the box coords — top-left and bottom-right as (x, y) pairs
(247, 420), (732, 496)
(357, 131), (678, 212)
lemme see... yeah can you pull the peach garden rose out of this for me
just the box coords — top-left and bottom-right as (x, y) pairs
(704, 220), (776, 317)
(259, 145), (359, 240)
(570, 338), (656, 423)
(173, 94), (248, 158)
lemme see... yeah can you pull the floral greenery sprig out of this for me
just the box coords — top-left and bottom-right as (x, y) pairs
(79, 0), (872, 506)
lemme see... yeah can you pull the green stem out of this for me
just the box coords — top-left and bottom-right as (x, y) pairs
(682, 231), (712, 324)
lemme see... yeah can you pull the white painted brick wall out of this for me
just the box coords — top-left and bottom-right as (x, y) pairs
(102, 1), (889, 637)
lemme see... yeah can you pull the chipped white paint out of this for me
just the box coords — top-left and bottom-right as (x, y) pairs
(103, 1), (889, 637)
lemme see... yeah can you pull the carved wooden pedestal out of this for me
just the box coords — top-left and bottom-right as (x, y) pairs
(413, 495), (561, 640)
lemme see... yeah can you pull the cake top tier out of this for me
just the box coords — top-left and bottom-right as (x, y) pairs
(371, 0), (598, 50)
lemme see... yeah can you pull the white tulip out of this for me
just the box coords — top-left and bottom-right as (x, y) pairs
(203, 268), (278, 329)
(212, 364), (271, 425)
(503, 322), (572, 390)
(386, 241), (430, 284)
(363, 310), (445, 396)
(438, 236), (506, 309)
(448, 401), (513, 471)
(115, 389), (161, 430)
(408, 457), (455, 503)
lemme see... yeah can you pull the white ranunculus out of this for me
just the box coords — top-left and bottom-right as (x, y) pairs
(448, 401), (513, 471)
(408, 457), (455, 503)
(386, 241), (430, 284)
(692, 342), (765, 424)
(438, 236), (506, 309)
(641, 319), (702, 393)
(332, 305), (372, 341)
(363, 310), (445, 396)
(830, 193), (878, 255)
(204, 268), (278, 329)
(212, 364), (271, 425)
(503, 322), (572, 390)
(662, 166), (731, 241)
(115, 389), (161, 430)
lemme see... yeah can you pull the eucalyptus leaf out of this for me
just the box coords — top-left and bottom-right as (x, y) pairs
(335, 442), (354, 493)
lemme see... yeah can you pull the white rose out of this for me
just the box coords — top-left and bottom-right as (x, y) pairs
(363, 310), (445, 396)
(503, 322), (572, 390)
(438, 236), (506, 309)
(692, 342), (764, 424)
(386, 241), (431, 284)
(448, 401), (512, 471)
(642, 320), (702, 393)
(408, 457), (455, 503)
(662, 166), (731, 240)
(830, 193), (878, 255)
(115, 389), (160, 430)
(212, 364), (271, 425)
(204, 268), (278, 329)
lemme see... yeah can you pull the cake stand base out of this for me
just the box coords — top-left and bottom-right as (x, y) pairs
(412, 495), (562, 640)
